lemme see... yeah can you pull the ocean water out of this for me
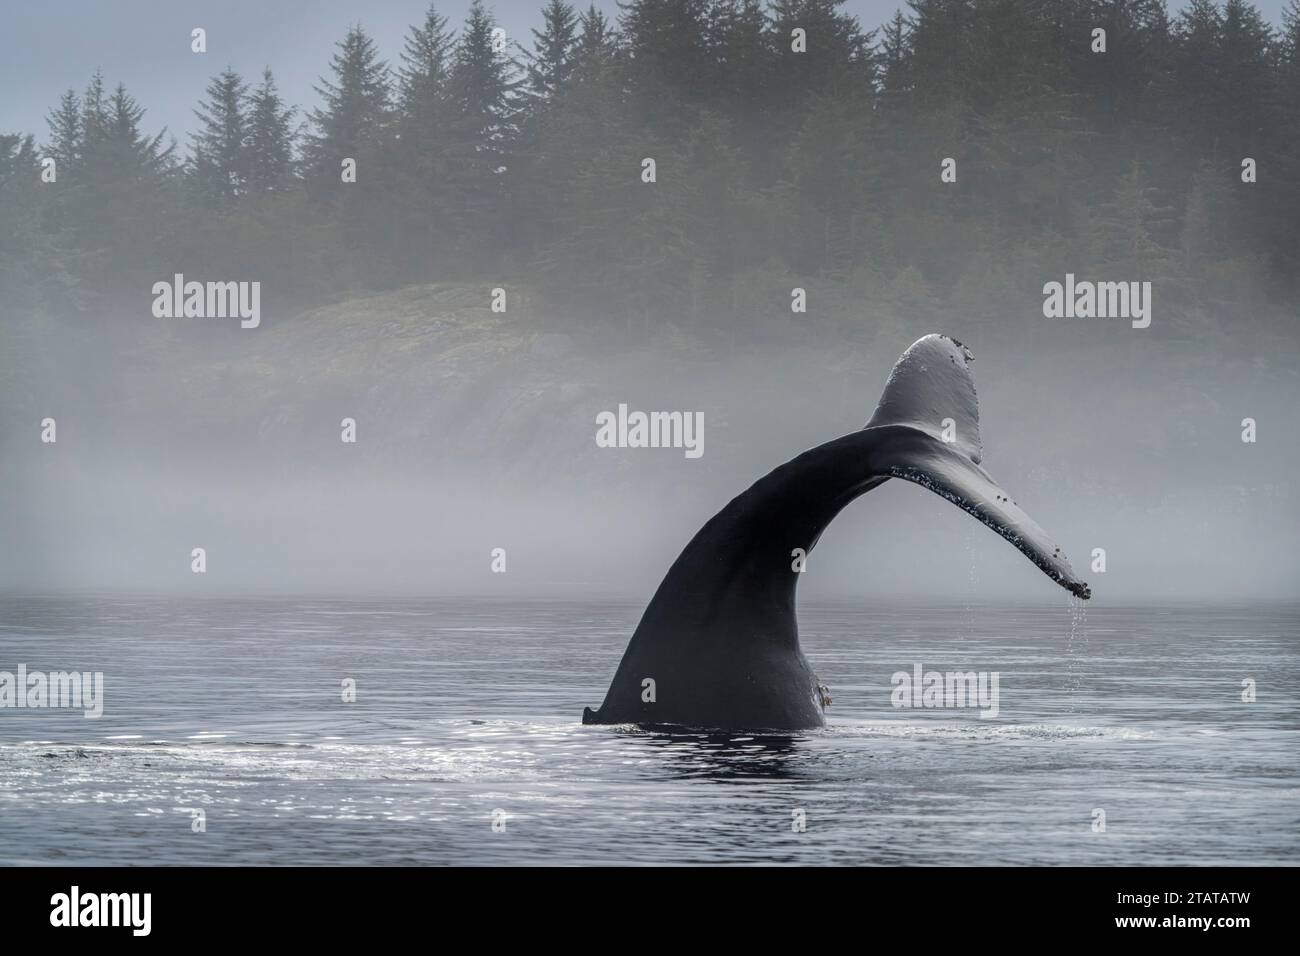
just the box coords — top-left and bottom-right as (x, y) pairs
(0, 596), (1295, 866)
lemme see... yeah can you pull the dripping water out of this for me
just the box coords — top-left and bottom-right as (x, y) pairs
(961, 525), (979, 641)
(1063, 594), (1089, 711)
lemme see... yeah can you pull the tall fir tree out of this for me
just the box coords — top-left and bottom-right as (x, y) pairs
(446, 0), (519, 153)
(574, 3), (616, 71)
(879, 9), (912, 105)
(44, 90), (83, 172)
(191, 67), (250, 203)
(0, 134), (54, 315)
(441, 0), (520, 268)
(388, 4), (457, 282)
(1173, 0), (1226, 152)
(59, 78), (174, 304)
(527, 0), (580, 105)
(1218, 0), (1275, 152)
(304, 25), (392, 185)
(246, 68), (296, 193)
(616, 0), (714, 122)
(398, 2), (455, 141)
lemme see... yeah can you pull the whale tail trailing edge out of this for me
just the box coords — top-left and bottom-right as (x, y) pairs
(583, 333), (1089, 729)
(863, 334), (1091, 599)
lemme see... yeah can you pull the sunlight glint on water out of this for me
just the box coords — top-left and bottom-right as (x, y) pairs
(0, 596), (1295, 865)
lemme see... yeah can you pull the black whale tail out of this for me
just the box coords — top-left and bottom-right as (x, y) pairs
(583, 333), (1089, 729)
(863, 334), (1091, 599)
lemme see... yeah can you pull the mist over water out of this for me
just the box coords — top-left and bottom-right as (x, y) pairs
(3, 2), (1297, 603)
(2, 309), (1297, 601)
(2, 0), (1299, 872)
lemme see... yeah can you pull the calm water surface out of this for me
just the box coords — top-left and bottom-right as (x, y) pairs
(0, 596), (1295, 865)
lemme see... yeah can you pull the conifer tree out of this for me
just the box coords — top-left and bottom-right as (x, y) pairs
(246, 68), (296, 193)
(191, 67), (249, 203)
(441, 0), (520, 267)
(304, 25), (391, 184)
(398, 2), (455, 141)
(574, 3), (616, 70)
(527, 0), (579, 105)
(44, 90), (83, 172)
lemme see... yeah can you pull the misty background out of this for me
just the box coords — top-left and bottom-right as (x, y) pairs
(6, 0), (1286, 144)
(2, 0), (1298, 603)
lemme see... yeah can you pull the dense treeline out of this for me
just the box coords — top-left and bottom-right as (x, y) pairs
(2, 0), (1298, 334)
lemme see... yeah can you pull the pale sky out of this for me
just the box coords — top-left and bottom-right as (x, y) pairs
(0, 1), (1291, 148)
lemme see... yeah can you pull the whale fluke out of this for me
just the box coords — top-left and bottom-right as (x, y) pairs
(867, 334), (984, 462)
(583, 333), (1090, 731)
(864, 335), (1090, 602)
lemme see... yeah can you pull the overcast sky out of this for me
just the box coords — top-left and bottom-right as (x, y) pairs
(1, 1), (1291, 149)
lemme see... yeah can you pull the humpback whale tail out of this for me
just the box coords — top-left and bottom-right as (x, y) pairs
(863, 335), (1091, 601)
(584, 334), (1090, 731)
